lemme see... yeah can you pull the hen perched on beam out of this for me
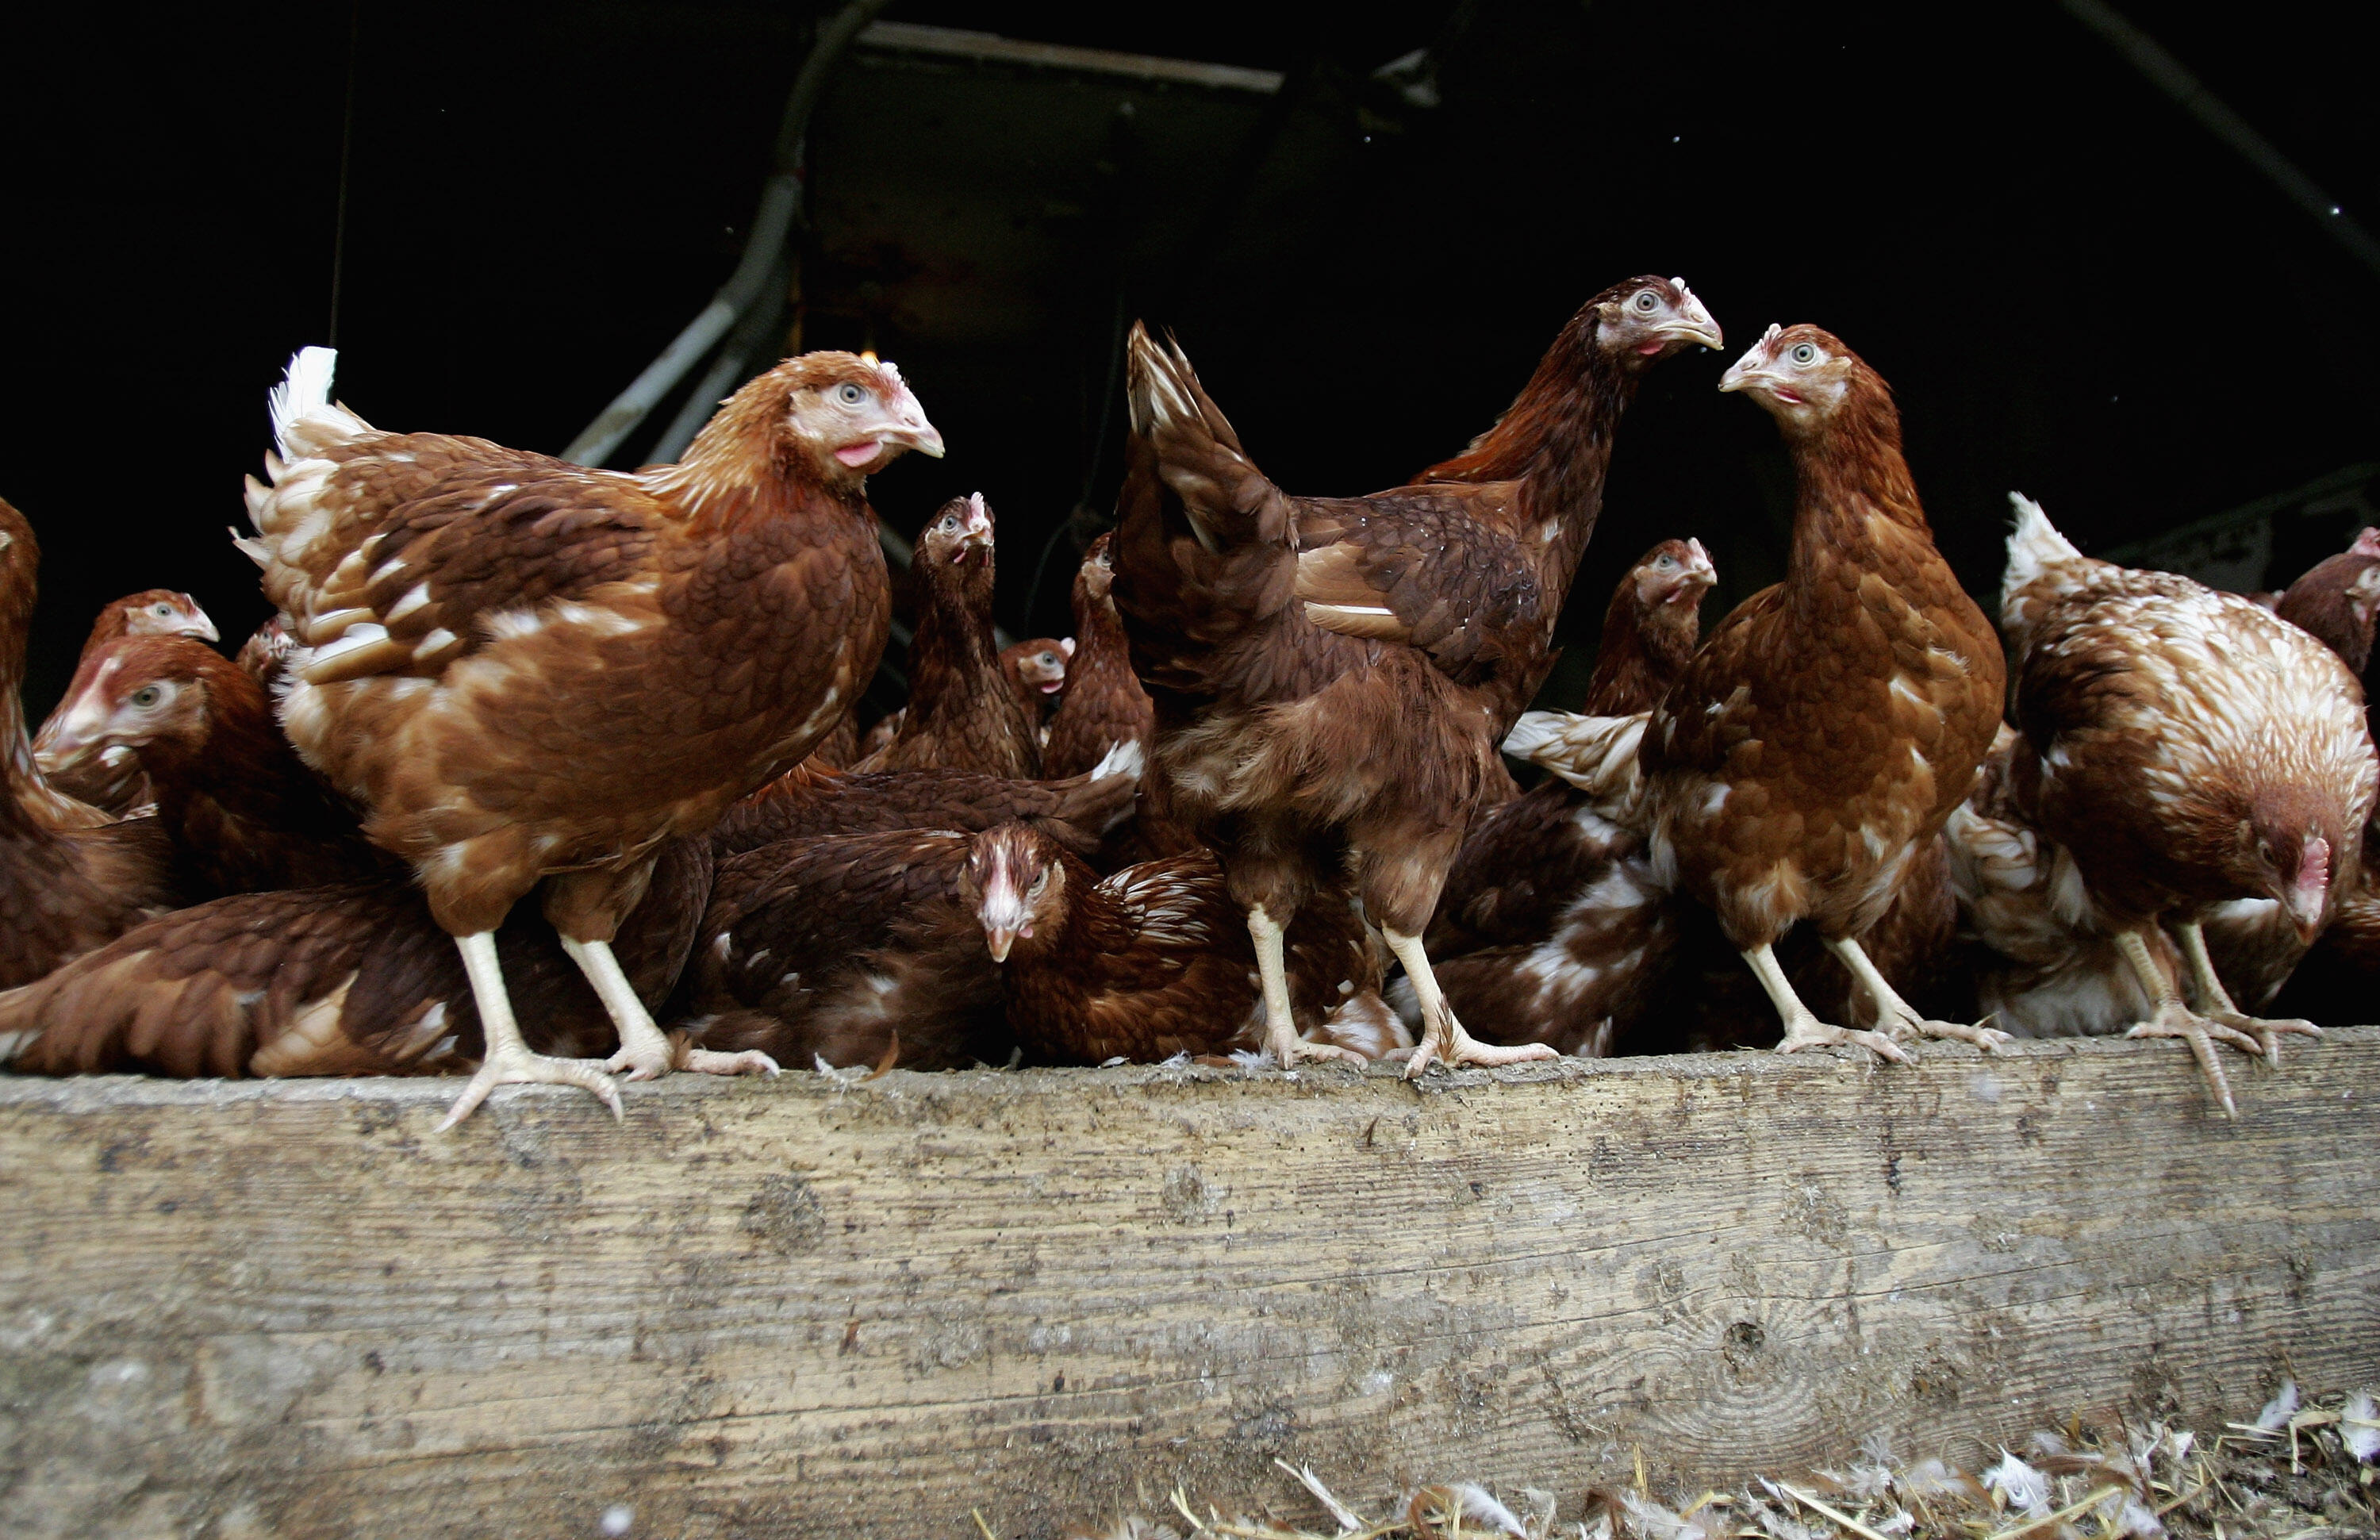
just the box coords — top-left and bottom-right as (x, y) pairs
(1996, 494), (2376, 1114)
(1112, 277), (1719, 1073)
(244, 345), (939, 1125)
(1641, 324), (2009, 1061)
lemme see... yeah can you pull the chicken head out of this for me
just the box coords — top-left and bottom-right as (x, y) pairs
(117, 590), (219, 643)
(960, 822), (1061, 962)
(774, 355), (945, 482)
(1718, 324), (1871, 436)
(1595, 278), (1724, 365)
(1630, 537), (1715, 613)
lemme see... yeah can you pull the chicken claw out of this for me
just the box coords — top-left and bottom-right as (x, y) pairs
(439, 931), (624, 1129)
(1386, 927), (1558, 1077)
(562, 935), (676, 1081)
(674, 1044), (782, 1077)
(1745, 942), (1914, 1063)
(1822, 935), (2010, 1052)
(2172, 920), (2321, 1066)
(2124, 1001), (2245, 1119)
(440, 1044), (624, 1131)
(1247, 905), (1367, 1068)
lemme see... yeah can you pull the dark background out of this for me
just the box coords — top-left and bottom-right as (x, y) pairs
(6, 1), (2375, 719)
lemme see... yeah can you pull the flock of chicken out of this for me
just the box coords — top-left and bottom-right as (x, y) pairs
(2, 275), (2374, 1127)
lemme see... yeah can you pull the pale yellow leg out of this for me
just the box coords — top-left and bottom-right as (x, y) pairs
(1823, 935), (2013, 1051)
(1246, 905), (1364, 1069)
(440, 931), (623, 1130)
(2173, 920), (2320, 1066)
(1742, 942), (1911, 1063)
(1392, 927), (1557, 1077)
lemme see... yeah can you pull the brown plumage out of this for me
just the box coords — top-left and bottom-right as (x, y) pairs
(0, 498), (186, 988)
(32, 587), (218, 813)
(2276, 527), (2380, 678)
(1430, 538), (1714, 961)
(857, 493), (1039, 778)
(1641, 325), (2009, 1061)
(1042, 535), (1155, 781)
(712, 742), (1142, 858)
(1, 836), (711, 1079)
(962, 822), (1399, 1063)
(1111, 277), (1721, 1073)
(1002, 636), (1072, 722)
(1993, 494), (2378, 1114)
(244, 344), (938, 1123)
(35, 634), (390, 897)
(234, 616), (296, 691)
(678, 828), (1006, 1072)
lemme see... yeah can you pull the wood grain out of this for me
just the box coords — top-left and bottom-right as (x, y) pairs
(2, 1030), (2374, 1539)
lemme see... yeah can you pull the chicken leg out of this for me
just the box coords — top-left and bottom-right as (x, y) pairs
(1823, 935), (2013, 1051)
(2113, 926), (2263, 1119)
(561, 935), (779, 1081)
(1392, 927), (1558, 1077)
(1247, 904), (1365, 1069)
(439, 931), (624, 1130)
(1741, 942), (1910, 1062)
(2173, 920), (2321, 1066)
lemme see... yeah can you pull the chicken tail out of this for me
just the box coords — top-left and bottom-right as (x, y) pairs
(1503, 709), (1649, 820)
(263, 346), (372, 467)
(1124, 323), (1276, 556)
(2002, 491), (2089, 620)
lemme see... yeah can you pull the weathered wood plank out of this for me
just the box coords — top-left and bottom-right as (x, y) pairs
(2, 1030), (2374, 1539)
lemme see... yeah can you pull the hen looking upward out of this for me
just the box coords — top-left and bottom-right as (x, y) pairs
(34, 589), (219, 814)
(1644, 325), (2007, 1059)
(246, 347), (939, 1125)
(2000, 495), (2376, 1114)
(1113, 276), (1720, 1072)
(858, 493), (1040, 779)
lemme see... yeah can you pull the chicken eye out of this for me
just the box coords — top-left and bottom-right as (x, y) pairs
(1654, 555), (1677, 570)
(938, 514), (959, 532)
(1027, 868), (1050, 897)
(836, 382), (867, 405)
(152, 603), (175, 616)
(1633, 290), (1659, 313)
(1789, 342), (1818, 365)
(130, 686), (163, 708)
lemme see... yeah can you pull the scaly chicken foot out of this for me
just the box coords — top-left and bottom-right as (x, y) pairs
(1742, 943), (1912, 1063)
(1246, 905), (1365, 1069)
(2172, 920), (2322, 1066)
(2113, 927), (2248, 1118)
(440, 931), (624, 1129)
(1390, 927), (1558, 1077)
(1823, 935), (2014, 1052)
(560, 935), (677, 1080)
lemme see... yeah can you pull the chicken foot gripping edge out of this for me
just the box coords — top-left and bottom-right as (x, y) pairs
(2171, 920), (2320, 1066)
(438, 932), (624, 1129)
(1247, 904), (1363, 1067)
(1821, 935), (2013, 1053)
(1390, 927), (1558, 1077)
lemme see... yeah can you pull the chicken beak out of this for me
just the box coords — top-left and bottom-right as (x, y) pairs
(874, 377), (946, 460)
(1719, 324), (1783, 394)
(190, 613), (221, 643)
(1659, 287), (1724, 352)
(985, 926), (1018, 963)
(2282, 836), (2332, 940)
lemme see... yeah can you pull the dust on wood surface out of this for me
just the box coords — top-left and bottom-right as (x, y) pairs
(2, 1029), (2374, 1539)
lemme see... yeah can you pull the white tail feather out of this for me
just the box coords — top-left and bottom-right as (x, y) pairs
(1503, 709), (1649, 816)
(1088, 738), (1146, 783)
(270, 347), (339, 459)
(2002, 491), (2089, 622)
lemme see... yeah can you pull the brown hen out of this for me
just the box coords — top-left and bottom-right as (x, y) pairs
(36, 634), (389, 897)
(1112, 276), (1721, 1073)
(962, 822), (1399, 1064)
(1, 498), (184, 988)
(244, 345), (937, 1123)
(1641, 325), (2009, 1061)
(33, 587), (218, 812)
(1431, 537), (1714, 960)
(678, 828), (1006, 1072)
(712, 740), (1142, 858)
(1001, 636), (1072, 723)
(1042, 534), (1155, 782)
(1, 836), (710, 1079)
(1995, 494), (2378, 1114)
(857, 493), (1039, 778)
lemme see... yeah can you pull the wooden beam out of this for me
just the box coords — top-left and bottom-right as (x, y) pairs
(3, 1030), (2374, 1538)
